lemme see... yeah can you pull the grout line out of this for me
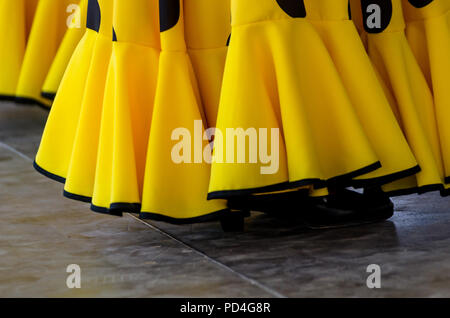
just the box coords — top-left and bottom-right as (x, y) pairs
(1, 139), (286, 298)
(0, 142), (33, 162)
(127, 213), (287, 298)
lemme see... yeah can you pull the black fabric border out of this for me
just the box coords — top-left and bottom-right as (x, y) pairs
(33, 161), (66, 184)
(90, 203), (140, 217)
(41, 91), (56, 101)
(34, 160), (240, 225)
(385, 183), (444, 197)
(352, 165), (421, 188)
(15, 96), (51, 110)
(63, 190), (92, 203)
(325, 161), (382, 187)
(1, 94), (50, 111)
(208, 161), (381, 200)
(0, 94), (17, 102)
(139, 208), (231, 225)
(34, 160), (224, 223)
(417, 184), (445, 195)
(89, 203), (231, 225)
(207, 180), (306, 201)
(110, 202), (141, 214)
(90, 204), (124, 217)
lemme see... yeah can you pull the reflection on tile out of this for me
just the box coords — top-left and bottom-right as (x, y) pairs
(145, 194), (450, 297)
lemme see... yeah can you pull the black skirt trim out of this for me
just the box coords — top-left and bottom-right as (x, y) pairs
(417, 184), (445, 195)
(33, 161), (66, 184)
(325, 161), (382, 187)
(352, 165), (421, 188)
(34, 160), (233, 225)
(35, 161), (96, 204)
(90, 203), (231, 225)
(207, 161), (381, 200)
(63, 190), (92, 203)
(385, 183), (444, 197)
(41, 91), (56, 101)
(0, 94), (17, 102)
(34, 160), (141, 215)
(445, 176), (450, 184)
(110, 202), (141, 214)
(90, 202), (141, 216)
(35, 159), (220, 224)
(90, 204), (124, 217)
(15, 96), (51, 110)
(139, 209), (230, 225)
(207, 180), (311, 201)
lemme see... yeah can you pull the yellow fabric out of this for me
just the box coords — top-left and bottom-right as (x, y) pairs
(15, 0), (75, 107)
(184, 0), (230, 128)
(65, 32), (113, 199)
(208, 0), (380, 198)
(0, 0), (38, 98)
(35, 0), (113, 200)
(351, 0), (446, 194)
(403, 0), (450, 185)
(92, 0), (160, 211)
(42, 0), (88, 98)
(25, 0), (39, 37)
(140, 0), (227, 219)
(306, 0), (418, 186)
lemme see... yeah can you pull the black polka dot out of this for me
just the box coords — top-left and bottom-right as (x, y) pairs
(408, 0), (434, 9)
(348, 0), (352, 20)
(159, 0), (180, 32)
(276, 0), (307, 18)
(113, 27), (117, 41)
(86, 0), (101, 32)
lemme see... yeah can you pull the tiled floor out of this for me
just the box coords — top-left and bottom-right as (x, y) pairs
(1, 101), (450, 297)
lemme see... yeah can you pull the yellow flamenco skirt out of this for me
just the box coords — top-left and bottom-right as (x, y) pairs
(403, 0), (450, 192)
(91, 0), (161, 214)
(15, 0), (77, 108)
(351, 0), (446, 195)
(138, 0), (228, 222)
(0, 0), (38, 100)
(208, 0), (381, 200)
(41, 0), (88, 101)
(306, 0), (419, 188)
(34, 0), (113, 201)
